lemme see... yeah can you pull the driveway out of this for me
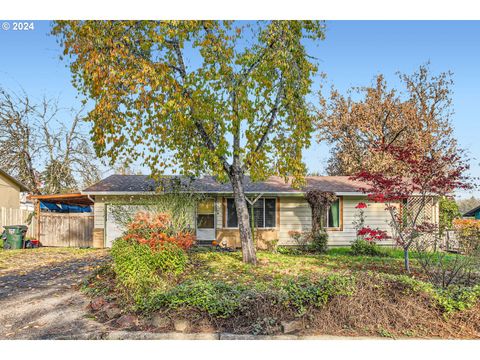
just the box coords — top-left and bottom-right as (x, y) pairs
(0, 249), (109, 339)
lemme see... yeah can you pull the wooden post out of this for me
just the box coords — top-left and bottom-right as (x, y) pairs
(35, 200), (41, 244)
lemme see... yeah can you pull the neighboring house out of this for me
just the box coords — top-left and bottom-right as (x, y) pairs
(0, 169), (29, 209)
(463, 205), (480, 220)
(82, 175), (440, 249)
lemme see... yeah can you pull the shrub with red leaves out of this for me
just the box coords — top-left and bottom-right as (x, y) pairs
(355, 202), (368, 209)
(357, 226), (390, 242)
(123, 212), (195, 251)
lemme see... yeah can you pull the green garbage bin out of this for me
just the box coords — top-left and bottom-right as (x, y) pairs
(3, 225), (28, 249)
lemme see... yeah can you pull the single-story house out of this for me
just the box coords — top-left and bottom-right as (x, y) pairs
(0, 168), (29, 209)
(463, 205), (480, 220)
(82, 175), (440, 249)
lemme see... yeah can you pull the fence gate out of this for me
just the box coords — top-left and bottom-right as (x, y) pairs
(39, 212), (94, 247)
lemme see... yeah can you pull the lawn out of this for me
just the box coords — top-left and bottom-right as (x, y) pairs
(0, 247), (108, 275)
(186, 248), (411, 285)
(86, 247), (480, 338)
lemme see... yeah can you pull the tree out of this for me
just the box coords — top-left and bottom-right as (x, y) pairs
(0, 87), (102, 194)
(317, 64), (457, 176)
(438, 196), (461, 235)
(53, 20), (326, 264)
(352, 141), (471, 272)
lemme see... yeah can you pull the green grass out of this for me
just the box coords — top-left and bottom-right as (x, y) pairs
(183, 249), (411, 289)
(182, 248), (470, 292)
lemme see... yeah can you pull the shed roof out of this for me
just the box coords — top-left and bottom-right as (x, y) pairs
(29, 193), (94, 206)
(82, 175), (369, 195)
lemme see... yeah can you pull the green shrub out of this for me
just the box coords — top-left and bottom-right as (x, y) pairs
(276, 246), (303, 255)
(144, 274), (357, 318)
(433, 285), (480, 313)
(309, 230), (328, 253)
(282, 274), (356, 314)
(146, 279), (245, 317)
(350, 239), (385, 257)
(110, 238), (188, 300)
(377, 273), (480, 314)
(285, 230), (328, 254)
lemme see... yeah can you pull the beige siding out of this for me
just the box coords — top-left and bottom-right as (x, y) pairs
(0, 174), (21, 209)
(277, 196), (401, 246)
(328, 196), (397, 246)
(93, 197), (105, 229)
(278, 197), (312, 245)
(216, 197), (223, 229)
(214, 195), (397, 246)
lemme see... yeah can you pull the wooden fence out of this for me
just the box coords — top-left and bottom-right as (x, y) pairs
(0, 207), (36, 238)
(39, 212), (94, 247)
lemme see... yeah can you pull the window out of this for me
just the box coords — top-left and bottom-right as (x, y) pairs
(226, 198), (276, 228)
(197, 199), (214, 229)
(326, 198), (340, 228)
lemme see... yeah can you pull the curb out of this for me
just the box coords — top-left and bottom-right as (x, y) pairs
(62, 331), (389, 340)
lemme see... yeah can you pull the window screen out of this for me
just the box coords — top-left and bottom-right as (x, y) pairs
(226, 198), (238, 228)
(197, 214), (214, 229)
(226, 198), (276, 228)
(265, 198), (276, 227)
(247, 200), (264, 228)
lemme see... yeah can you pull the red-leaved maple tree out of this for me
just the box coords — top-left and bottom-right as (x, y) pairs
(352, 141), (471, 272)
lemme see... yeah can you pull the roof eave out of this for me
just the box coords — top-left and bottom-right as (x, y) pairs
(81, 190), (368, 196)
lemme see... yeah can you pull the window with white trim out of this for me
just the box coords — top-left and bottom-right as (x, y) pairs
(226, 198), (276, 228)
(197, 199), (215, 229)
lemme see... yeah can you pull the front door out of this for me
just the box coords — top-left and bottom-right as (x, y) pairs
(196, 199), (215, 243)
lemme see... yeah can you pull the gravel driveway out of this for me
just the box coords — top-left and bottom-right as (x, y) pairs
(0, 249), (109, 339)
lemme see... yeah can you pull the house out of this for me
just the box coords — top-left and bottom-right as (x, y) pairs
(463, 205), (480, 220)
(82, 175), (440, 249)
(0, 169), (29, 209)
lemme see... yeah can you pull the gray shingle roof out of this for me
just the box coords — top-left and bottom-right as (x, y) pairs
(83, 175), (368, 195)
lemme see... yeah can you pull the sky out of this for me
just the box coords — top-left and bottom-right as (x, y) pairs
(0, 20), (479, 198)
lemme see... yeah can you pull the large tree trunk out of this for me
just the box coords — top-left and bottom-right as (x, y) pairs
(229, 165), (257, 265)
